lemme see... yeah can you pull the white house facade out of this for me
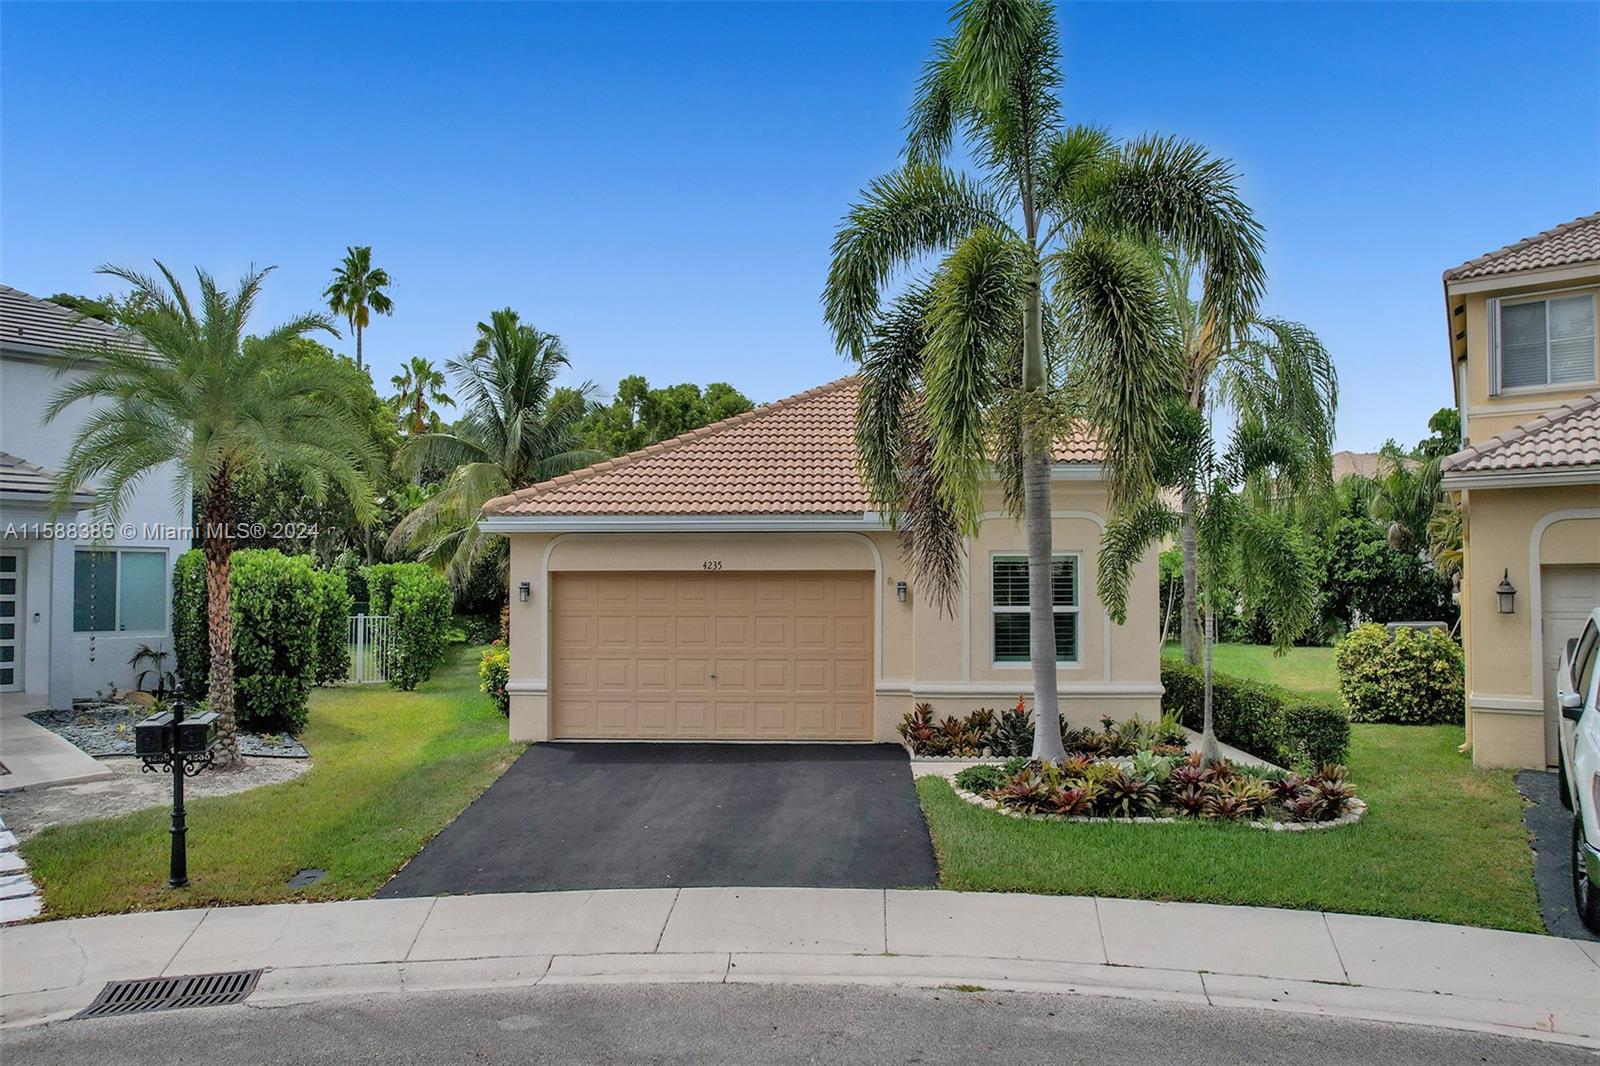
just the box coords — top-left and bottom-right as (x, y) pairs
(0, 285), (191, 709)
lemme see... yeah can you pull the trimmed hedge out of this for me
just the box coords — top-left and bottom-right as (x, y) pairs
(230, 550), (320, 730)
(171, 549), (209, 698)
(362, 562), (417, 617)
(479, 645), (510, 715)
(1161, 660), (1350, 771)
(1335, 623), (1465, 724)
(386, 565), (451, 690)
(310, 568), (353, 686)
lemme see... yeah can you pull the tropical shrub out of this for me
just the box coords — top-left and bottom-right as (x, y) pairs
(988, 702), (1033, 757)
(330, 549), (368, 612)
(230, 549), (319, 730)
(1282, 701), (1350, 768)
(953, 764), (1008, 794)
(1335, 623), (1464, 724)
(479, 644), (510, 715)
(171, 549), (209, 697)
(310, 568), (353, 686)
(386, 565), (451, 690)
(1160, 661), (1288, 766)
(362, 561), (417, 616)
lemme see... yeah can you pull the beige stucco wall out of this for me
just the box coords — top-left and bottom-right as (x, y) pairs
(1459, 482), (1600, 768)
(502, 482), (1162, 743)
(1458, 277), (1600, 444)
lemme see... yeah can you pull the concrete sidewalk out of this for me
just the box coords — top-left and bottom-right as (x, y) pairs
(0, 701), (112, 793)
(2, 889), (1597, 1047)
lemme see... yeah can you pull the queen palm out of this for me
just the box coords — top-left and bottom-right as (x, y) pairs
(323, 245), (392, 371)
(388, 308), (601, 587)
(46, 264), (378, 767)
(391, 355), (455, 435)
(1157, 253), (1337, 665)
(823, 0), (1265, 759)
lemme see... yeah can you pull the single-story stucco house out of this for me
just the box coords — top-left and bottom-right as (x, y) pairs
(480, 376), (1160, 744)
(1440, 211), (1600, 768)
(0, 285), (190, 709)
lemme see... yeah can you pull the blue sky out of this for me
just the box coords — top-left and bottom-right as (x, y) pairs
(3, 2), (1596, 451)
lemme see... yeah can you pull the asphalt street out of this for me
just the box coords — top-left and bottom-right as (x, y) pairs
(4, 982), (1590, 1065)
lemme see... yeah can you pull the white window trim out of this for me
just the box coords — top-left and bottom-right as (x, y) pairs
(990, 551), (1081, 669)
(1488, 288), (1600, 397)
(73, 547), (169, 635)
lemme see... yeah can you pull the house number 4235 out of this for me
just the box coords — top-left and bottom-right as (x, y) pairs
(701, 560), (723, 571)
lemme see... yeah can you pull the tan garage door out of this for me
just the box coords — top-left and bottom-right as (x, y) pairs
(551, 571), (874, 740)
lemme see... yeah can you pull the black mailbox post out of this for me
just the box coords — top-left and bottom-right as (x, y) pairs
(136, 699), (220, 888)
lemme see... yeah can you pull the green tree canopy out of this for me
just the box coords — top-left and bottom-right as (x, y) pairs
(576, 375), (754, 456)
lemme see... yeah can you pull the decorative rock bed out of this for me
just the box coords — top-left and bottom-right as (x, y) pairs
(951, 783), (1368, 832)
(27, 702), (309, 759)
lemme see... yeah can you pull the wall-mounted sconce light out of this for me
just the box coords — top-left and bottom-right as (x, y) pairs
(518, 581), (531, 603)
(1495, 569), (1516, 615)
(895, 581), (908, 604)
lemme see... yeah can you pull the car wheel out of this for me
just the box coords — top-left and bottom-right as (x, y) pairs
(1574, 815), (1600, 935)
(1558, 748), (1573, 810)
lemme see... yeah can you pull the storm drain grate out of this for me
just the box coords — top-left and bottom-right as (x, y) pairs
(75, 970), (262, 1019)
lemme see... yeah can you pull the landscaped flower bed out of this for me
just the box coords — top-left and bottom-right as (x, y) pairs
(899, 701), (1190, 760)
(931, 711), (1365, 832)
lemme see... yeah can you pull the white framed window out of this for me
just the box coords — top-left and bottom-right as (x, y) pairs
(74, 549), (167, 633)
(991, 553), (1080, 666)
(1493, 291), (1597, 393)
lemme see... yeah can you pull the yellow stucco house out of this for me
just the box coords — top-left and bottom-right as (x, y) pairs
(1441, 211), (1600, 768)
(479, 377), (1160, 744)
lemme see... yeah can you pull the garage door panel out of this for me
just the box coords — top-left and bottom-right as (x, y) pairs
(1542, 564), (1600, 765)
(552, 571), (873, 740)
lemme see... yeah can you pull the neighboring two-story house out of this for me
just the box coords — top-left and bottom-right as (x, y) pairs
(0, 285), (190, 709)
(1441, 212), (1600, 768)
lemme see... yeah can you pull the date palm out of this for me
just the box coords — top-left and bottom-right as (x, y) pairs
(824, 0), (1265, 759)
(323, 245), (392, 371)
(388, 308), (601, 587)
(391, 355), (455, 435)
(1158, 253), (1337, 665)
(46, 264), (378, 766)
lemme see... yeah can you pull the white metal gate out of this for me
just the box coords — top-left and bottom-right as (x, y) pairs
(348, 613), (390, 684)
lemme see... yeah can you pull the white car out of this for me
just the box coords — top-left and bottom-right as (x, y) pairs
(1556, 606), (1600, 934)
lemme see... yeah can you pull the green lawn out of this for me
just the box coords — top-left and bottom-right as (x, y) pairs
(919, 722), (1543, 932)
(1163, 640), (1338, 700)
(22, 644), (522, 918)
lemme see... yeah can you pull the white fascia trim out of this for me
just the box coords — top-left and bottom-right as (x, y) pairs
(1441, 467), (1600, 490)
(1446, 263), (1600, 297)
(479, 513), (889, 534)
(875, 680), (1162, 698)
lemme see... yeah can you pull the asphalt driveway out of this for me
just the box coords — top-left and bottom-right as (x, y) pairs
(379, 743), (938, 896)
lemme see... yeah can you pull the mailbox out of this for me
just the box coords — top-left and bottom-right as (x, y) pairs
(135, 711), (175, 757)
(176, 711), (219, 756)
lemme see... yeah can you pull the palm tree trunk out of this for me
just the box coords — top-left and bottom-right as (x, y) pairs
(1180, 488), (1201, 666)
(1200, 605), (1219, 766)
(200, 482), (242, 768)
(1024, 443), (1067, 762)
(355, 323), (363, 372)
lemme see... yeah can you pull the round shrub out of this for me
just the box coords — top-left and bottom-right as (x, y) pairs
(479, 645), (510, 715)
(171, 549), (209, 698)
(386, 566), (451, 691)
(310, 568), (353, 686)
(1282, 701), (1351, 770)
(1335, 623), (1464, 724)
(230, 549), (319, 731)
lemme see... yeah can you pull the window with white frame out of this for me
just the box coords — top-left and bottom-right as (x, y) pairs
(74, 549), (167, 633)
(1496, 292), (1597, 391)
(991, 553), (1079, 665)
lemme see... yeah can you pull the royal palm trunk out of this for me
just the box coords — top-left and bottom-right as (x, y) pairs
(1021, 256), (1067, 761)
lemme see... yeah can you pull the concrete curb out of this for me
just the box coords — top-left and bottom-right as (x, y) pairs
(2, 888), (1596, 1047)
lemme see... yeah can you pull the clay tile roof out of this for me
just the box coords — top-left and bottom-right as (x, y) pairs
(1442, 392), (1600, 477)
(1443, 211), (1600, 283)
(482, 376), (1105, 517)
(0, 284), (152, 356)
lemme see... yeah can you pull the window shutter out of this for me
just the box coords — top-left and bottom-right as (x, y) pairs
(1486, 298), (1500, 398)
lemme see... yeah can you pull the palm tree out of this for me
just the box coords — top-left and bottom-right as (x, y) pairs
(823, 0), (1265, 760)
(1370, 442), (1440, 555)
(323, 245), (392, 371)
(390, 355), (454, 435)
(46, 264), (378, 766)
(388, 308), (602, 587)
(1158, 253), (1337, 665)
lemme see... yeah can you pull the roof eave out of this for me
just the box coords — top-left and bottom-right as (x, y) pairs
(478, 512), (890, 534)
(1440, 465), (1600, 491)
(1443, 259), (1600, 296)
